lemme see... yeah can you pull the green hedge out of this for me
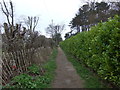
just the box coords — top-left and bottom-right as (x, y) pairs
(60, 15), (120, 87)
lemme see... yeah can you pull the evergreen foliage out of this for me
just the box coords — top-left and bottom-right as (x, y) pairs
(60, 15), (120, 87)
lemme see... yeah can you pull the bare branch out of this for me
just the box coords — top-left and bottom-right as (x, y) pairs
(23, 16), (39, 32)
(0, 2), (7, 16)
(33, 17), (39, 32)
(10, 0), (14, 26)
(1, 0), (11, 26)
(3, 0), (9, 15)
(46, 20), (65, 38)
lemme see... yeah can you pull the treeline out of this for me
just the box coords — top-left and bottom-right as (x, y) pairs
(60, 15), (120, 87)
(65, 1), (120, 39)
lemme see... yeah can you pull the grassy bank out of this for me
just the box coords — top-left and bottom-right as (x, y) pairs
(4, 48), (58, 88)
(64, 51), (107, 88)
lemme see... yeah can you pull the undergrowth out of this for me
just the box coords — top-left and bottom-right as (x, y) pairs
(3, 48), (57, 88)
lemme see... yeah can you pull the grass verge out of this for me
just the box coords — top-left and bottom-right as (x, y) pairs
(3, 48), (57, 88)
(42, 48), (57, 88)
(64, 51), (107, 88)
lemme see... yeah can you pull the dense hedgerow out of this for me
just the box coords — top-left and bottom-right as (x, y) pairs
(60, 15), (120, 87)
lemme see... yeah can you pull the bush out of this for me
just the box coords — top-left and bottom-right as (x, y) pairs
(60, 15), (120, 87)
(28, 64), (40, 75)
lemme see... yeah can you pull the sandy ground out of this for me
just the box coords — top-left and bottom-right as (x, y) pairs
(52, 47), (84, 88)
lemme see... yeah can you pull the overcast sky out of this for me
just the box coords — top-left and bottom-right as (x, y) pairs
(0, 0), (116, 39)
(0, 0), (86, 39)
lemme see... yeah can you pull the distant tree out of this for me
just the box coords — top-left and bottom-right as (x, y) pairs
(68, 1), (120, 38)
(46, 20), (64, 45)
(64, 29), (75, 39)
(95, 2), (110, 22)
(23, 16), (40, 49)
(23, 16), (39, 32)
(53, 33), (62, 45)
(64, 33), (69, 39)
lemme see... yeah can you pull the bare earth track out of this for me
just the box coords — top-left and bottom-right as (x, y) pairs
(52, 47), (84, 88)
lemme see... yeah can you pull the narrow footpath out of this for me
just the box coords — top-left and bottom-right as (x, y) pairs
(52, 47), (84, 88)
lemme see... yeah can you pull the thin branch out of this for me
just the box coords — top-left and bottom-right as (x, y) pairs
(10, 1), (14, 27)
(0, 2), (7, 16)
(3, 0), (9, 15)
(1, 0), (11, 25)
(33, 17), (39, 32)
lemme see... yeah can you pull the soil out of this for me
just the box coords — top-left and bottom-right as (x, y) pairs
(52, 47), (84, 88)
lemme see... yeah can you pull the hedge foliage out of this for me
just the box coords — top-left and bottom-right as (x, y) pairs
(60, 15), (120, 87)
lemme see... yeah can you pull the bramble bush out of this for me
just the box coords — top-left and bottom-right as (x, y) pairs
(60, 15), (120, 87)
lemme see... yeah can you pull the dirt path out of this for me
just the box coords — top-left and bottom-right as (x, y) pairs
(52, 47), (84, 88)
